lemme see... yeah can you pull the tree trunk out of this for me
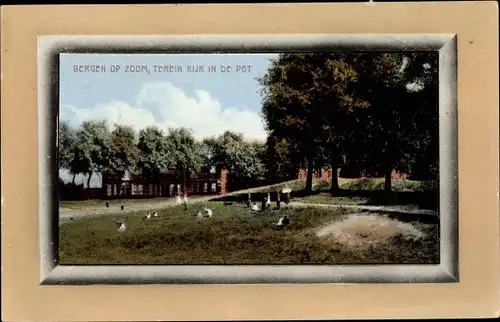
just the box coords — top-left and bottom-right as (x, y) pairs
(71, 174), (76, 185)
(182, 168), (186, 194)
(305, 158), (314, 193)
(330, 165), (340, 196)
(384, 167), (392, 193)
(330, 151), (340, 196)
(86, 172), (92, 199)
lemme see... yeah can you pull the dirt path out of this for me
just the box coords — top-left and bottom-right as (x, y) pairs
(288, 202), (438, 216)
(59, 181), (438, 225)
(59, 182), (294, 221)
(60, 197), (207, 217)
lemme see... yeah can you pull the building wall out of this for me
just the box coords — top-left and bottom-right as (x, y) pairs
(297, 168), (340, 181)
(100, 168), (230, 199)
(219, 168), (228, 195)
(297, 168), (408, 181)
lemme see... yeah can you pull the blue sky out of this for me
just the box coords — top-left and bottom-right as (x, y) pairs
(60, 53), (278, 120)
(60, 53), (278, 187)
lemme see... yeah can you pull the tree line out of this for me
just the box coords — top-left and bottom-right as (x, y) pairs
(60, 51), (438, 196)
(258, 52), (439, 194)
(59, 122), (267, 193)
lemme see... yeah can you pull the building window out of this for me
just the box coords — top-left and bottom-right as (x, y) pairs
(106, 184), (112, 196)
(204, 183), (208, 192)
(211, 183), (216, 192)
(132, 184), (144, 196)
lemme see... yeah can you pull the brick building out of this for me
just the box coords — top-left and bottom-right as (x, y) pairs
(297, 168), (408, 181)
(95, 166), (407, 200)
(102, 166), (230, 199)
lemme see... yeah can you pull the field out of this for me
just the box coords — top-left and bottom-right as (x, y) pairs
(59, 178), (439, 265)
(59, 202), (438, 265)
(61, 197), (173, 210)
(211, 178), (439, 210)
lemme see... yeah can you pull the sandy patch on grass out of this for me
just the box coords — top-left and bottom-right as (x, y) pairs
(315, 213), (426, 249)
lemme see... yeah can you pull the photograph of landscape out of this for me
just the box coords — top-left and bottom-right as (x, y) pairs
(58, 52), (439, 265)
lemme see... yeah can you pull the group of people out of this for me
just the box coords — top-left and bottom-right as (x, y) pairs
(247, 185), (292, 212)
(175, 192), (189, 210)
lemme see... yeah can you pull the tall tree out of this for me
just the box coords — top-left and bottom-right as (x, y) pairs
(203, 131), (266, 188)
(77, 120), (111, 193)
(259, 53), (368, 194)
(264, 134), (296, 179)
(400, 52), (439, 181)
(347, 53), (408, 192)
(259, 54), (326, 193)
(196, 140), (214, 171)
(108, 124), (139, 179)
(137, 125), (171, 182)
(59, 121), (78, 183)
(165, 127), (204, 192)
(347, 52), (439, 191)
(310, 54), (370, 194)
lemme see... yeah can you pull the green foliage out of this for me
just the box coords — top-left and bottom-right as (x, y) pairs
(75, 120), (111, 186)
(165, 127), (204, 178)
(314, 179), (330, 191)
(259, 53), (371, 192)
(264, 134), (297, 177)
(58, 52), (438, 196)
(59, 121), (77, 170)
(59, 124), (267, 188)
(108, 124), (139, 179)
(259, 52), (439, 192)
(203, 131), (266, 184)
(136, 126), (171, 179)
(337, 178), (431, 193)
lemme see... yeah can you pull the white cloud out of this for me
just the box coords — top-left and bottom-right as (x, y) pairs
(136, 82), (266, 140)
(61, 101), (157, 134)
(60, 169), (102, 189)
(60, 81), (267, 187)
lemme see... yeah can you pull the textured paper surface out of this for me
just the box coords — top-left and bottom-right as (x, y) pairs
(1, 2), (499, 320)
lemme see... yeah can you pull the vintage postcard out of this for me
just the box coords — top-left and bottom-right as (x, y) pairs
(58, 51), (441, 266)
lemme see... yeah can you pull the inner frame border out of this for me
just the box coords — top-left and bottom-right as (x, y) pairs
(38, 34), (458, 285)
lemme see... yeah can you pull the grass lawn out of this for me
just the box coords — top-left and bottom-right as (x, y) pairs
(293, 190), (438, 210)
(59, 202), (439, 265)
(294, 194), (370, 206)
(60, 198), (168, 209)
(291, 178), (438, 210)
(212, 178), (438, 210)
(339, 178), (436, 192)
(258, 178), (352, 193)
(257, 178), (434, 194)
(60, 196), (204, 210)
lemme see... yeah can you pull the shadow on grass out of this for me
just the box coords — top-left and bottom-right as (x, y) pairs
(356, 209), (439, 225)
(331, 189), (439, 210)
(208, 190), (322, 204)
(209, 188), (438, 211)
